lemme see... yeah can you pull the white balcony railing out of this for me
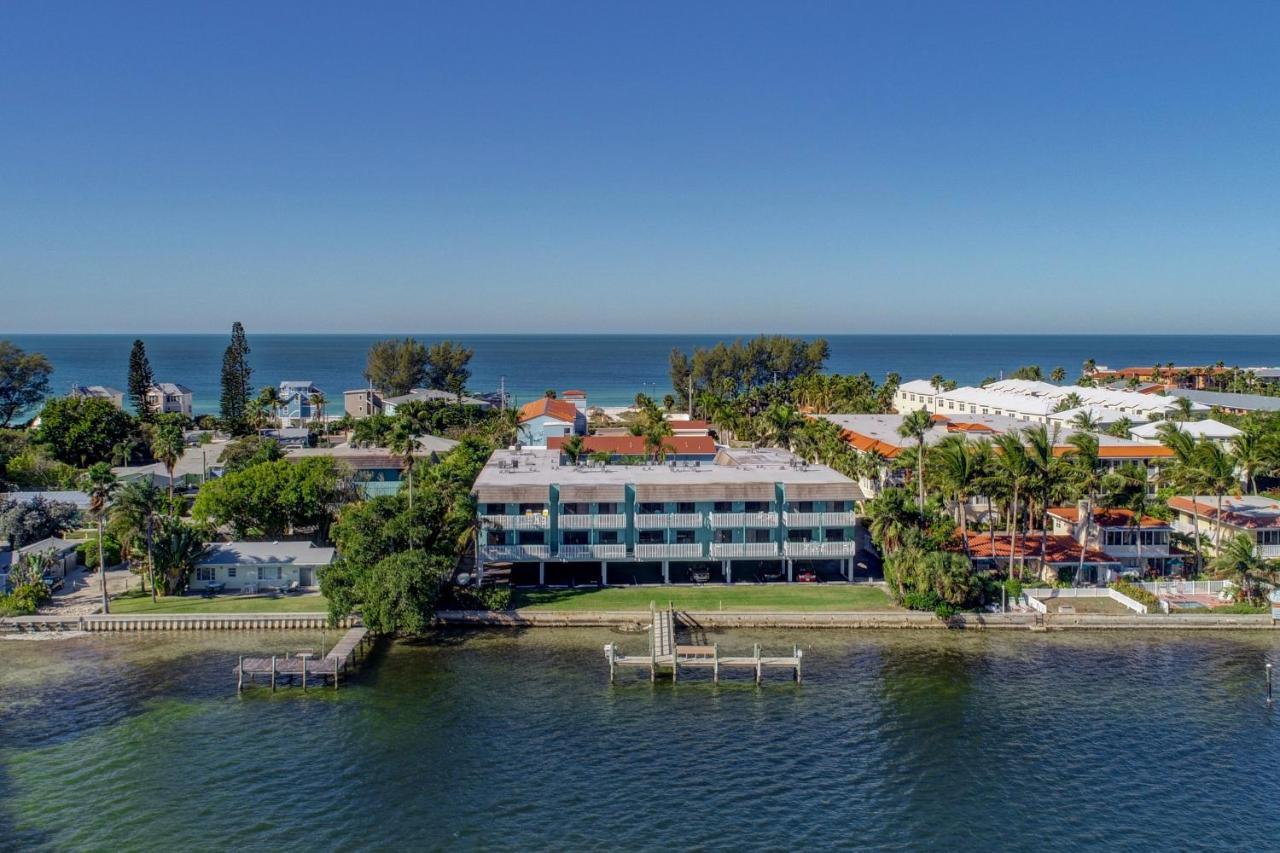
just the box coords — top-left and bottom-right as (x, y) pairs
(783, 511), (857, 527)
(1260, 543), (1280, 558)
(482, 545), (551, 561)
(558, 514), (627, 530)
(708, 512), (778, 528)
(481, 514), (548, 531)
(710, 542), (780, 558)
(634, 543), (704, 559)
(634, 513), (704, 530)
(557, 544), (627, 560)
(783, 541), (856, 558)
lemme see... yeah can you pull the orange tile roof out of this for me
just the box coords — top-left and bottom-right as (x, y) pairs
(961, 532), (1115, 563)
(1167, 496), (1280, 529)
(1052, 445), (1174, 459)
(518, 398), (580, 423)
(1047, 506), (1169, 528)
(946, 422), (996, 433)
(839, 430), (903, 459)
(547, 435), (716, 455)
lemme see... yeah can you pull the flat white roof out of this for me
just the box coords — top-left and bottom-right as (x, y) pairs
(1130, 420), (1242, 441)
(199, 541), (337, 566)
(473, 446), (857, 489)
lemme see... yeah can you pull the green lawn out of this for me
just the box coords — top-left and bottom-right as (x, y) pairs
(511, 585), (896, 612)
(108, 593), (330, 614)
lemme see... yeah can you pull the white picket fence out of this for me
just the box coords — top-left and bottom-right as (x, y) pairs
(1136, 580), (1233, 596)
(1021, 586), (1149, 615)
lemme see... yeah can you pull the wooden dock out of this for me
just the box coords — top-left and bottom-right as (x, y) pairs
(235, 626), (371, 692)
(604, 604), (802, 684)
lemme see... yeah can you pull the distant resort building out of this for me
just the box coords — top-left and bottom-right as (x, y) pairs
(146, 382), (193, 417)
(546, 434), (718, 463)
(1128, 419), (1241, 447)
(341, 387), (492, 419)
(68, 384), (124, 408)
(1162, 388), (1280, 416)
(816, 412), (1173, 499)
(1168, 495), (1280, 559)
(893, 378), (1206, 423)
(472, 445), (864, 586)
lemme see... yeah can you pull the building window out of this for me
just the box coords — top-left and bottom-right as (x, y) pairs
(638, 530), (665, 544)
(597, 502), (620, 515)
(560, 502), (589, 516)
(638, 503), (664, 514)
(227, 567), (237, 579)
(674, 529), (697, 544)
(519, 503), (547, 515)
(744, 501), (770, 513)
(517, 532), (546, 545)
(825, 528), (845, 542)
(598, 530), (619, 544)
(747, 529), (772, 544)
(196, 566), (215, 582)
(676, 502), (695, 514)
(714, 529), (735, 543)
(483, 503), (507, 515)
(562, 531), (589, 546)
(714, 501), (733, 513)
(793, 501), (815, 513)
(257, 566), (282, 581)
(1258, 530), (1280, 546)
(787, 529), (813, 542)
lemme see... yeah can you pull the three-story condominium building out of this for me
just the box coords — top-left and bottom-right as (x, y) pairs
(472, 445), (865, 586)
(1168, 495), (1280, 558)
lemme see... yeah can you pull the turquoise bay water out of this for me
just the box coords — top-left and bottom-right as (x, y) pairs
(6, 333), (1280, 413)
(3, 629), (1279, 851)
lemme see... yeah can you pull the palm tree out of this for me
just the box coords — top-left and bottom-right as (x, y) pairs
(1230, 426), (1266, 494)
(308, 391), (327, 427)
(865, 488), (919, 561)
(151, 519), (209, 596)
(111, 480), (166, 602)
(1050, 366), (1066, 383)
(1023, 425), (1067, 571)
(1172, 396), (1194, 423)
(1054, 392), (1083, 413)
(1107, 417), (1135, 439)
(1211, 534), (1277, 603)
(993, 431), (1030, 578)
(759, 404), (802, 450)
(1197, 440), (1239, 551)
(255, 386), (282, 429)
(643, 419), (674, 462)
(1070, 410), (1102, 433)
(386, 419), (422, 520)
(150, 423), (185, 501)
(561, 434), (586, 464)
(896, 409), (935, 510)
(1158, 421), (1207, 573)
(81, 463), (118, 614)
(1066, 432), (1103, 585)
(1104, 462), (1153, 577)
(930, 436), (980, 555)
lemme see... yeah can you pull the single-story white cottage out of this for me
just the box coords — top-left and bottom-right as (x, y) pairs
(190, 541), (337, 593)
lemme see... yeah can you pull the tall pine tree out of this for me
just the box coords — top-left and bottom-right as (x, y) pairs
(127, 339), (154, 418)
(219, 321), (252, 434)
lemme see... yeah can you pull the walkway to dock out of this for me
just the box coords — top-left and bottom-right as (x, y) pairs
(235, 626), (371, 692)
(606, 604), (802, 684)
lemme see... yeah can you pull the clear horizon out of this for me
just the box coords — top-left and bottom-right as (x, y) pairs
(3, 2), (1278, 333)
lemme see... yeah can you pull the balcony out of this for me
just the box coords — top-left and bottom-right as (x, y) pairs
(783, 541), (856, 558)
(558, 544), (628, 560)
(783, 511), (857, 527)
(710, 542), (780, 558)
(634, 513), (704, 530)
(481, 545), (551, 562)
(634, 543), (704, 559)
(708, 512), (778, 528)
(1259, 543), (1280, 559)
(481, 514), (548, 531)
(558, 514), (627, 530)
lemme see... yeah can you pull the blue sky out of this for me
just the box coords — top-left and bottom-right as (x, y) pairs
(2, 1), (1277, 334)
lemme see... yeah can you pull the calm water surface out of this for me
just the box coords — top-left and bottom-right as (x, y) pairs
(2, 629), (1279, 851)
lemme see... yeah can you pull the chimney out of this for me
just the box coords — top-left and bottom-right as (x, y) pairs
(1076, 498), (1091, 544)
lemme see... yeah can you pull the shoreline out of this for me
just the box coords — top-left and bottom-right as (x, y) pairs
(5, 610), (1276, 633)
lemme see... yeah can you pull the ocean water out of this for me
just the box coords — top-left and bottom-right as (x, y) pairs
(5, 333), (1280, 414)
(2, 628), (1279, 851)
